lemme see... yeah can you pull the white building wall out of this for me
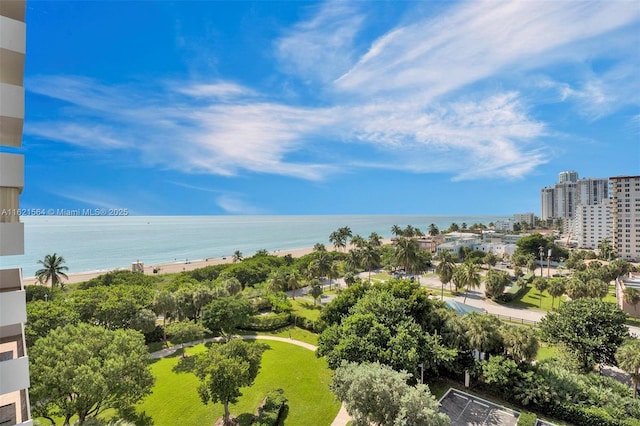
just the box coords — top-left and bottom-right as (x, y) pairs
(574, 199), (611, 250)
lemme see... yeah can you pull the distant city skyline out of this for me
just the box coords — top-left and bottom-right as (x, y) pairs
(10, 1), (640, 215)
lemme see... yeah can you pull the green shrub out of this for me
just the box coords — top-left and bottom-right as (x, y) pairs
(243, 313), (292, 331)
(253, 388), (288, 426)
(516, 411), (536, 426)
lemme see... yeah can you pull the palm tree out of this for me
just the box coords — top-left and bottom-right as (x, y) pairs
(616, 339), (640, 398)
(313, 243), (326, 252)
(533, 277), (549, 308)
(35, 253), (69, 288)
(267, 269), (288, 293)
(153, 290), (176, 344)
(368, 232), (383, 248)
(393, 237), (419, 274)
(350, 234), (366, 249)
(345, 249), (362, 273)
(547, 277), (566, 309)
(286, 271), (300, 299)
(460, 262), (481, 303)
(391, 225), (403, 237)
(436, 250), (456, 298)
(623, 287), (640, 311)
(598, 238), (613, 261)
(327, 262), (340, 291)
(361, 245), (381, 282)
(464, 313), (503, 357)
(428, 224), (439, 236)
(232, 250), (243, 263)
(313, 250), (331, 282)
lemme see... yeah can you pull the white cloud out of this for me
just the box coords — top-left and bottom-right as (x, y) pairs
(216, 194), (268, 215)
(274, 0), (365, 83)
(335, 0), (640, 101)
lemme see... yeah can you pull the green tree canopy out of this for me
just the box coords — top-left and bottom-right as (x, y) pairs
(331, 361), (450, 426)
(194, 339), (268, 425)
(30, 323), (154, 426)
(201, 296), (253, 337)
(540, 298), (629, 372)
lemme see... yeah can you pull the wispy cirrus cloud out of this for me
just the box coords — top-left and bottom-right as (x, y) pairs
(334, 0), (639, 100)
(274, 0), (365, 84)
(216, 193), (268, 215)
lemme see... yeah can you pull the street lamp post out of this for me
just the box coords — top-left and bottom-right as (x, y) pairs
(547, 248), (552, 278)
(539, 246), (544, 277)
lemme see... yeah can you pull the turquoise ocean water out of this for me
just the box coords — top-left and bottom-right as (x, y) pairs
(1, 215), (506, 278)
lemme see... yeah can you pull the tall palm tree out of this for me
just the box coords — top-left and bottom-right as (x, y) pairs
(267, 269), (288, 293)
(350, 234), (366, 249)
(368, 232), (383, 248)
(327, 262), (340, 291)
(547, 277), (566, 309)
(153, 290), (176, 344)
(428, 223), (439, 236)
(393, 237), (419, 274)
(390, 225), (403, 237)
(460, 262), (481, 303)
(35, 253), (69, 288)
(361, 244), (381, 282)
(345, 249), (362, 273)
(436, 250), (456, 298)
(232, 250), (243, 263)
(313, 250), (331, 282)
(598, 238), (613, 261)
(286, 271), (300, 300)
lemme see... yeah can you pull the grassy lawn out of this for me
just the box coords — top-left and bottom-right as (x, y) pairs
(537, 343), (559, 361)
(500, 285), (563, 312)
(138, 340), (339, 426)
(290, 299), (322, 321)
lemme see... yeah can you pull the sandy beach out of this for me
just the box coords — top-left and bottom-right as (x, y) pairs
(22, 245), (319, 286)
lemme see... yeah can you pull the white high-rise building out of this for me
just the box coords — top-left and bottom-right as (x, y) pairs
(554, 180), (577, 220)
(0, 1), (32, 424)
(558, 170), (578, 183)
(611, 176), (640, 261)
(513, 212), (535, 227)
(540, 187), (555, 221)
(577, 177), (609, 206)
(574, 199), (611, 250)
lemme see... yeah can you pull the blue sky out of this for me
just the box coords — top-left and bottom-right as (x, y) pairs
(14, 0), (640, 215)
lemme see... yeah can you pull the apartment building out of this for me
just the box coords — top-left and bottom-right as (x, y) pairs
(611, 176), (640, 261)
(513, 212), (535, 227)
(0, 0), (32, 424)
(574, 199), (611, 250)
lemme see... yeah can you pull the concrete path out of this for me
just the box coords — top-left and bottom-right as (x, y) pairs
(149, 335), (352, 426)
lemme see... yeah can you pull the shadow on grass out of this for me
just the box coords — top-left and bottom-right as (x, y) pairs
(172, 354), (197, 374)
(236, 413), (255, 426)
(297, 301), (322, 311)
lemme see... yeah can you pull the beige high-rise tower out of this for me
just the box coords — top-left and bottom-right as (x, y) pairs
(0, 0), (32, 424)
(610, 176), (640, 261)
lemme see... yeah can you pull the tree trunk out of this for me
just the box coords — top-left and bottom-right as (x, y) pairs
(223, 401), (231, 425)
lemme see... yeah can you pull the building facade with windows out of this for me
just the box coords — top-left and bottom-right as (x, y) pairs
(611, 175), (640, 261)
(0, 0), (32, 424)
(574, 199), (611, 250)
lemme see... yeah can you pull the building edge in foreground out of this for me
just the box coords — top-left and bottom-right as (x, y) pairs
(0, 0), (32, 424)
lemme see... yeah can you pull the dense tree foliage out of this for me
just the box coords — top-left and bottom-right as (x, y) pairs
(540, 299), (628, 371)
(26, 300), (79, 347)
(331, 362), (450, 426)
(201, 296), (253, 337)
(194, 339), (268, 425)
(30, 323), (154, 425)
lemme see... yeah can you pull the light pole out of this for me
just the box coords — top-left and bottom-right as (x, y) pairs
(539, 246), (544, 277)
(547, 248), (552, 278)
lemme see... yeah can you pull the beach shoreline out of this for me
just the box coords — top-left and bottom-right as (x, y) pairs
(22, 245), (320, 286)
